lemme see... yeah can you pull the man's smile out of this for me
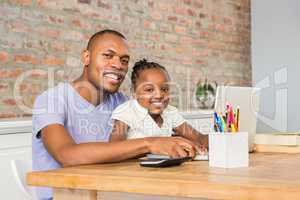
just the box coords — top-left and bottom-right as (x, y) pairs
(103, 70), (125, 84)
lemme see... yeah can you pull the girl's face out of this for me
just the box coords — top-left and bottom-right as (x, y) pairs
(134, 68), (170, 115)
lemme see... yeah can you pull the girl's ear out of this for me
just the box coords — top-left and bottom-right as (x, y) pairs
(81, 50), (90, 66)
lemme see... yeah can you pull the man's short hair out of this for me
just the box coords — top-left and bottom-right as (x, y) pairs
(86, 29), (126, 50)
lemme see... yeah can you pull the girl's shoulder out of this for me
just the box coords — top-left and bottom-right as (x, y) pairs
(111, 99), (147, 125)
(112, 99), (134, 113)
(164, 104), (180, 113)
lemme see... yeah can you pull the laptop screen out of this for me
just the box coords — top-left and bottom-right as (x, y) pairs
(214, 86), (261, 152)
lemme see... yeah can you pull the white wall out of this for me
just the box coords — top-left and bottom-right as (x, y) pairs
(252, 0), (300, 132)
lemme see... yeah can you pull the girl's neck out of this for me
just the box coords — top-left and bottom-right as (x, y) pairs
(150, 114), (163, 128)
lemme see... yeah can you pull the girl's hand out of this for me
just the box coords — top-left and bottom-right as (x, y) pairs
(194, 135), (209, 154)
(197, 144), (208, 155)
(197, 134), (208, 149)
(148, 136), (197, 158)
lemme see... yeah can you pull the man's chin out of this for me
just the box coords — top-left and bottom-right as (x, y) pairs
(89, 79), (121, 94)
(104, 89), (118, 94)
(92, 84), (117, 94)
(102, 85), (120, 94)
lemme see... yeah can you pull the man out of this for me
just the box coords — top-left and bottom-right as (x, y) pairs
(32, 30), (198, 200)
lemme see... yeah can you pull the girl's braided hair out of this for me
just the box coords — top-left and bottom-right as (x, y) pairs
(131, 59), (169, 91)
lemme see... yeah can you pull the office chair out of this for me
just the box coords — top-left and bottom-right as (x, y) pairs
(10, 159), (37, 200)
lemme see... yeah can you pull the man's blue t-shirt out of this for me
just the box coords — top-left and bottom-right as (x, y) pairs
(32, 82), (127, 200)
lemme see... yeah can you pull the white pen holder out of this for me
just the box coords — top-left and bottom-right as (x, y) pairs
(209, 132), (249, 168)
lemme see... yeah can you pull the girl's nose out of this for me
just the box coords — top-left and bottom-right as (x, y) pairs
(153, 88), (163, 99)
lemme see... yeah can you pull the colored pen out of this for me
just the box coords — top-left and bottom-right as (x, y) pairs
(215, 112), (223, 133)
(214, 112), (221, 132)
(230, 107), (236, 126)
(220, 114), (227, 132)
(230, 123), (236, 133)
(236, 107), (240, 131)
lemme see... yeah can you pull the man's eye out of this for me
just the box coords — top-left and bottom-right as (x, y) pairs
(103, 53), (113, 59)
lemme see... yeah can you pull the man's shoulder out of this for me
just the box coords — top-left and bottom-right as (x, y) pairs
(33, 82), (69, 108)
(36, 82), (68, 97)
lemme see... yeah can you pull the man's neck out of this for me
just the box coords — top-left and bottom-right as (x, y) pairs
(72, 76), (107, 106)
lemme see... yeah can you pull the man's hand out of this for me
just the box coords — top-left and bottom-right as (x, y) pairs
(147, 137), (198, 158)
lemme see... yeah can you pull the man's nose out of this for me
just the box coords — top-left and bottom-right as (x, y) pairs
(110, 56), (123, 70)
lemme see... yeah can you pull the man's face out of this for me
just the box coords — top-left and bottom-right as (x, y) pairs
(84, 34), (130, 93)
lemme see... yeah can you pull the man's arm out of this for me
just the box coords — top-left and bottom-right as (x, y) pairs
(41, 124), (197, 167)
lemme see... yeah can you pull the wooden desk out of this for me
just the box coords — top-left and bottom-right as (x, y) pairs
(27, 153), (300, 200)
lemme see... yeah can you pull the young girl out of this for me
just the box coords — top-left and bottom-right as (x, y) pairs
(109, 59), (208, 154)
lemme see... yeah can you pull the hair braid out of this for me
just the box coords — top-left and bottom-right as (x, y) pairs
(131, 59), (169, 91)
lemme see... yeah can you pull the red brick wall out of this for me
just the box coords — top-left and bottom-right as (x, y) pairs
(0, 0), (251, 118)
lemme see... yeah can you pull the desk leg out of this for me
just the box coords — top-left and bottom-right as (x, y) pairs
(53, 188), (97, 200)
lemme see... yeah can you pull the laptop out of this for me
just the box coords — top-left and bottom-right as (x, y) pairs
(214, 86), (261, 152)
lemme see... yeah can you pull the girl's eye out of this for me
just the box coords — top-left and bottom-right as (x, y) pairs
(103, 53), (113, 59)
(145, 88), (154, 92)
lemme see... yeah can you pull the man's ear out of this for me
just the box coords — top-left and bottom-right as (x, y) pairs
(81, 50), (90, 66)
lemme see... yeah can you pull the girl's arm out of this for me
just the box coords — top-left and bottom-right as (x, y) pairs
(173, 122), (208, 150)
(109, 120), (129, 142)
